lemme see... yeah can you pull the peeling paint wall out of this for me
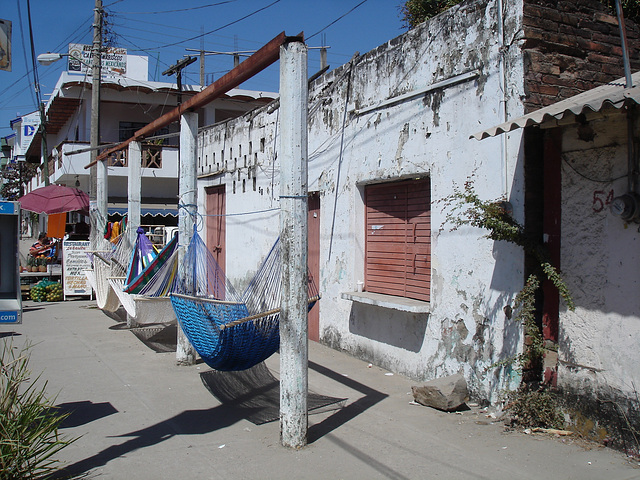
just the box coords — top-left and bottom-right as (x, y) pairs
(556, 110), (640, 449)
(196, 0), (527, 402)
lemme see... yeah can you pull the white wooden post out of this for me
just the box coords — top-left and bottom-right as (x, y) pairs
(126, 141), (142, 328)
(279, 39), (309, 449)
(176, 111), (198, 365)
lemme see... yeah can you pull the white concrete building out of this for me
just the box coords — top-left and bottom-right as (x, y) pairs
(19, 52), (276, 227)
(192, 0), (640, 450)
(196, 0), (527, 402)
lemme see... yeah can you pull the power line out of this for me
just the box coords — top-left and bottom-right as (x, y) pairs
(16, 0), (37, 108)
(157, 0), (281, 49)
(307, 0), (371, 41)
(112, 1), (237, 15)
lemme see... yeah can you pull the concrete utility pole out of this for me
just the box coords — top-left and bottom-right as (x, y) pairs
(176, 111), (198, 365)
(279, 39), (309, 449)
(126, 141), (141, 328)
(127, 142), (141, 243)
(200, 26), (205, 87)
(90, 0), (104, 248)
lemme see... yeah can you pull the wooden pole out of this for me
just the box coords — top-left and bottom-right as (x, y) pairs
(279, 39), (309, 449)
(176, 111), (198, 366)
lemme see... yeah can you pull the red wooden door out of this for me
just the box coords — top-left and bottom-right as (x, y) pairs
(308, 192), (320, 342)
(205, 185), (225, 272)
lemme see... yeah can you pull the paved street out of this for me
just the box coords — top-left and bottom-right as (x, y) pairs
(2, 299), (639, 479)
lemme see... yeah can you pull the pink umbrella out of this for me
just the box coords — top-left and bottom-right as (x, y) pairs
(18, 184), (89, 215)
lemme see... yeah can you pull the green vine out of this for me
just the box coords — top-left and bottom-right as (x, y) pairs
(440, 180), (575, 372)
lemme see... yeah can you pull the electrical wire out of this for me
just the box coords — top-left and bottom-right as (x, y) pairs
(26, 0), (42, 109)
(155, 0), (280, 49)
(16, 0), (37, 108)
(307, 0), (371, 41)
(562, 154), (628, 183)
(112, 1), (237, 15)
(0, 8), (91, 112)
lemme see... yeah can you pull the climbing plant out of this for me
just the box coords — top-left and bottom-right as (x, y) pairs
(440, 180), (575, 371)
(399, 0), (640, 29)
(399, 0), (462, 28)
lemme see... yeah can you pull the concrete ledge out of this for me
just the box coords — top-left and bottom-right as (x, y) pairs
(341, 291), (430, 313)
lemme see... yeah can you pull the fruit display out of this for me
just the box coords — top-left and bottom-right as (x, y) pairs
(30, 280), (63, 302)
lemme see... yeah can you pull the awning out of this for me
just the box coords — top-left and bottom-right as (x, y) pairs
(471, 71), (640, 140)
(108, 203), (177, 218)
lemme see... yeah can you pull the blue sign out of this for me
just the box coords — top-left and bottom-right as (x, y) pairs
(0, 202), (16, 215)
(0, 311), (19, 323)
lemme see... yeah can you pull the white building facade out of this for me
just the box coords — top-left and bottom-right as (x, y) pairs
(197, 0), (527, 401)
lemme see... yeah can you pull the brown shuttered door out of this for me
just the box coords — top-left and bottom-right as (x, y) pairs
(365, 178), (431, 302)
(205, 185), (226, 274)
(308, 192), (320, 342)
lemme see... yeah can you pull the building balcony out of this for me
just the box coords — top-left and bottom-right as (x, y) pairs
(27, 141), (179, 201)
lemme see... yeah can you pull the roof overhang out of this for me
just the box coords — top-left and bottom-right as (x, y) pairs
(43, 73), (276, 137)
(471, 71), (640, 140)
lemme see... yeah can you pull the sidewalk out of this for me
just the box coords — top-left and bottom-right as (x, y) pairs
(2, 299), (639, 479)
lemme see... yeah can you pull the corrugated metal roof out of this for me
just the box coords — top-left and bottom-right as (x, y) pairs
(471, 71), (640, 140)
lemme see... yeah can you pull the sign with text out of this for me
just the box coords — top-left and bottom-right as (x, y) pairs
(68, 43), (127, 79)
(0, 201), (16, 214)
(62, 240), (92, 298)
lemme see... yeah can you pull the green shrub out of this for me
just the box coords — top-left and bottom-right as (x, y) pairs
(506, 385), (565, 429)
(0, 340), (76, 479)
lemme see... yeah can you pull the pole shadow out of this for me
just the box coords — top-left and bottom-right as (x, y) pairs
(53, 400), (119, 428)
(51, 404), (247, 479)
(307, 360), (388, 444)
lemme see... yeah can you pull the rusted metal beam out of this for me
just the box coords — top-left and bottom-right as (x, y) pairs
(86, 31), (302, 168)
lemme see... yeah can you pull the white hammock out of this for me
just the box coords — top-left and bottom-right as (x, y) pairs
(108, 276), (177, 325)
(85, 263), (120, 312)
(87, 234), (131, 313)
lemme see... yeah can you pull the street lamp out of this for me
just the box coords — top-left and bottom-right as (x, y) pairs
(36, 53), (71, 66)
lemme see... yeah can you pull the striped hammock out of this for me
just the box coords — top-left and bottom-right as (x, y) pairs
(124, 228), (179, 295)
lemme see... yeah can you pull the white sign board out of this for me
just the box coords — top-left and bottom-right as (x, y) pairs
(19, 112), (40, 152)
(68, 43), (127, 79)
(62, 240), (92, 298)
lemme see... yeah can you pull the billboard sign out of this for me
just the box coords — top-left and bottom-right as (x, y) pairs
(68, 43), (127, 79)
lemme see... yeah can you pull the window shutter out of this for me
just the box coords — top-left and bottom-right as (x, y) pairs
(365, 179), (430, 302)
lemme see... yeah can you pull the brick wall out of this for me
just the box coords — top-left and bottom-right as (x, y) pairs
(523, 0), (640, 112)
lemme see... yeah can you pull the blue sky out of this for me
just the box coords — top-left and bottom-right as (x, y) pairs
(0, 0), (407, 137)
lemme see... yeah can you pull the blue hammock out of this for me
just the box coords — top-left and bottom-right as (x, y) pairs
(170, 232), (319, 371)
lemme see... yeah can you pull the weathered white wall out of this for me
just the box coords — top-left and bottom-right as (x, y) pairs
(557, 109), (640, 417)
(197, 0), (528, 401)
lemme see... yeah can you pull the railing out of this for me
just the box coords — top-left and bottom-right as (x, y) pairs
(106, 142), (163, 168)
